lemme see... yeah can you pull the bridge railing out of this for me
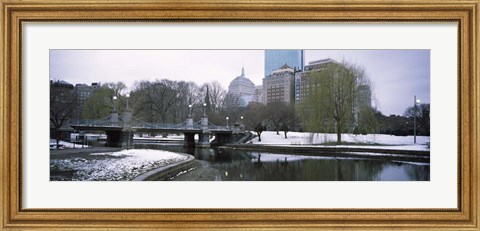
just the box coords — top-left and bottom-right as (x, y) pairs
(207, 122), (231, 131)
(131, 118), (202, 130)
(69, 116), (232, 131)
(69, 117), (119, 127)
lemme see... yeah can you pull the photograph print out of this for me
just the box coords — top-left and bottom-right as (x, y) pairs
(50, 49), (430, 181)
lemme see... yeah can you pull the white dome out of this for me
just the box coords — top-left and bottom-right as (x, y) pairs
(228, 67), (255, 96)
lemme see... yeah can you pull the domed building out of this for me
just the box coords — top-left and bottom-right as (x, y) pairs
(228, 67), (256, 106)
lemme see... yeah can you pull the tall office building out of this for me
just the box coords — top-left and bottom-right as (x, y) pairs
(264, 50), (304, 76)
(357, 84), (372, 109)
(295, 58), (372, 108)
(295, 58), (336, 102)
(254, 85), (263, 103)
(263, 64), (295, 104)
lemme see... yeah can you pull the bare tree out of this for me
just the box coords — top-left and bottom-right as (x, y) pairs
(201, 81), (226, 114)
(130, 79), (201, 124)
(223, 93), (242, 109)
(244, 102), (267, 141)
(280, 103), (297, 138)
(130, 79), (179, 123)
(104, 81), (127, 96)
(404, 103), (430, 136)
(173, 81), (198, 122)
(50, 81), (78, 149)
(266, 101), (295, 137)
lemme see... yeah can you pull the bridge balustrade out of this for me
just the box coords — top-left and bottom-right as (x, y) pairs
(69, 114), (242, 148)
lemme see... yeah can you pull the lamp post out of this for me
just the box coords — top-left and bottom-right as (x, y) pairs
(125, 93), (131, 149)
(226, 117), (229, 128)
(240, 116), (244, 130)
(414, 95), (421, 144)
(112, 96), (118, 112)
(188, 104), (192, 117)
(125, 93), (130, 110)
(203, 102), (207, 116)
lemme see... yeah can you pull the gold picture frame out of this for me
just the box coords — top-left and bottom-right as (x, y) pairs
(1, 0), (478, 230)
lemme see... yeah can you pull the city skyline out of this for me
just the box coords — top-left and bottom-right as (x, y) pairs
(50, 49), (430, 116)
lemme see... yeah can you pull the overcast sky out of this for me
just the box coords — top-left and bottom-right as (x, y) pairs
(50, 49), (430, 116)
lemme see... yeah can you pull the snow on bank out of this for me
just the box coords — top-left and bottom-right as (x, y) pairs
(248, 151), (427, 163)
(134, 134), (184, 139)
(50, 149), (188, 181)
(251, 132), (430, 151)
(249, 153), (333, 163)
(50, 139), (90, 149)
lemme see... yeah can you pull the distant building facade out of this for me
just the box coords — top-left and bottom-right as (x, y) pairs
(356, 84), (372, 109)
(254, 85), (263, 103)
(50, 80), (102, 122)
(227, 67), (256, 106)
(262, 63), (295, 104)
(265, 50), (304, 76)
(74, 82), (100, 119)
(295, 58), (336, 102)
(51, 80), (74, 89)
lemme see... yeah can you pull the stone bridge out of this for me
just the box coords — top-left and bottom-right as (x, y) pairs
(69, 111), (250, 148)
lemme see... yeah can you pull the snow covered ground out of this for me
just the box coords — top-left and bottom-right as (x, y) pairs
(251, 132), (430, 151)
(134, 134), (184, 139)
(50, 139), (90, 149)
(50, 149), (188, 181)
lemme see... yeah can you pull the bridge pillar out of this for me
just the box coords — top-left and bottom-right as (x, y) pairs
(110, 112), (119, 126)
(183, 132), (195, 147)
(197, 131), (211, 148)
(186, 117), (194, 129)
(123, 111), (132, 127)
(197, 116), (210, 148)
(122, 129), (134, 149)
(201, 116), (208, 130)
(122, 111), (133, 149)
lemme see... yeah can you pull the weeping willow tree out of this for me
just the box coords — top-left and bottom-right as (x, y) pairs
(298, 61), (371, 144)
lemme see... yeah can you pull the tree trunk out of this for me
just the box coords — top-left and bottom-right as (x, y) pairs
(276, 129), (279, 135)
(256, 132), (262, 142)
(336, 130), (342, 145)
(284, 131), (288, 139)
(55, 129), (61, 149)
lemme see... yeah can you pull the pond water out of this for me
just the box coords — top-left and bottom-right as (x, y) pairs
(134, 142), (430, 181)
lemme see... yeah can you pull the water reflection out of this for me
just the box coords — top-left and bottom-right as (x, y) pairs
(134, 143), (430, 181)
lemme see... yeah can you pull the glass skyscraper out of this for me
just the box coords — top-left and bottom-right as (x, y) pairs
(264, 50), (304, 76)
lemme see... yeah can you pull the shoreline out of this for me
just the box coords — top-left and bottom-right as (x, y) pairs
(50, 144), (430, 181)
(169, 160), (220, 181)
(50, 147), (216, 181)
(222, 144), (430, 162)
(50, 147), (123, 156)
(132, 154), (195, 181)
